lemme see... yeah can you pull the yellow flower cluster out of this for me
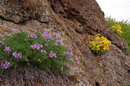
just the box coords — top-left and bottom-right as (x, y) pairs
(89, 34), (111, 53)
(111, 24), (123, 34)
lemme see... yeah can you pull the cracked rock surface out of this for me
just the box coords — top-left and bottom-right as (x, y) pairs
(0, 0), (130, 86)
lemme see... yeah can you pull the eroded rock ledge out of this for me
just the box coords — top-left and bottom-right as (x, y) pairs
(0, 0), (130, 86)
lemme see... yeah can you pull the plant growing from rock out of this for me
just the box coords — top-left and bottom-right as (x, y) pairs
(89, 34), (111, 54)
(111, 24), (123, 34)
(0, 30), (73, 74)
(106, 17), (130, 53)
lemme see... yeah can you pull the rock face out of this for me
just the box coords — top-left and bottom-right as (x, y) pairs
(0, 0), (130, 86)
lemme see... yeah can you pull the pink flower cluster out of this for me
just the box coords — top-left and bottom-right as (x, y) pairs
(43, 32), (53, 39)
(4, 46), (11, 53)
(28, 34), (38, 38)
(65, 51), (73, 61)
(1, 61), (10, 69)
(64, 45), (78, 62)
(41, 50), (47, 54)
(31, 43), (43, 50)
(49, 51), (57, 58)
(0, 31), (73, 70)
(64, 51), (73, 57)
(1, 46), (23, 69)
(44, 44), (48, 46)
(12, 52), (22, 58)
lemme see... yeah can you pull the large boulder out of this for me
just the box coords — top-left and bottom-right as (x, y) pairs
(0, 0), (129, 85)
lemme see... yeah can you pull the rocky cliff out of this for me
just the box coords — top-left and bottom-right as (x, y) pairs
(0, 0), (130, 86)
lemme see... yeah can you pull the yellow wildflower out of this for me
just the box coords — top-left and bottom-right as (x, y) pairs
(111, 24), (123, 34)
(89, 34), (111, 54)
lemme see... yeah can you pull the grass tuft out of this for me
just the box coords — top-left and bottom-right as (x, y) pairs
(106, 17), (130, 52)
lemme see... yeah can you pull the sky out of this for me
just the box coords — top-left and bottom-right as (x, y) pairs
(96, 0), (130, 21)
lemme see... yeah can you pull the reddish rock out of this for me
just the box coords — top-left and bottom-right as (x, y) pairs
(0, 0), (129, 86)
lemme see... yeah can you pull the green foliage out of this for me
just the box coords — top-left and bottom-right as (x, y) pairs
(106, 17), (130, 52)
(0, 31), (73, 74)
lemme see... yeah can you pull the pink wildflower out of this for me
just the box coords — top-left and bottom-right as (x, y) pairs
(12, 52), (22, 58)
(41, 50), (47, 54)
(1, 61), (10, 69)
(4, 46), (11, 53)
(31, 43), (43, 50)
(28, 34), (37, 38)
(49, 51), (57, 58)
(43, 32), (53, 39)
